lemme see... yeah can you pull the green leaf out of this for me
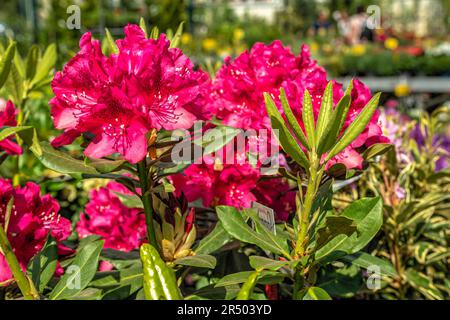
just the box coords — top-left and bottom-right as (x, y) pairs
(236, 271), (260, 300)
(0, 41), (16, 89)
(25, 45), (40, 81)
(302, 287), (332, 300)
(362, 143), (393, 160)
(279, 88), (309, 149)
(140, 244), (181, 300)
(216, 206), (290, 257)
(215, 270), (286, 287)
(27, 235), (58, 292)
(249, 256), (292, 271)
(50, 240), (104, 300)
(170, 21), (185, 48)
(405, 269), (443, 300)
(0, 126), (32, 142)
(315, 215), (357, 249)
(264, 93), (309, 169)
(340, 252), (397, 278)
(32, 142), (98, 175)
(5, 62), (24, 105)
(340, 197), (383, 253)
(326, 93), (381, 162)
(174, 254), (217, 269)
(87, 158), (125, 173)
(315, 81), (334, 148)
(90, 267), (142, 288)
(150, 26), (159, 40)
(319, 91), (352, 154)
(105, 28), (119, 54)
(139, 17), (148, 37)
(302, 90), (316, 148)
(195, 125), (241, 156)
(314, 234), (349, 261)
(195, 222), (233, 254)
(32, 43), (56, 86)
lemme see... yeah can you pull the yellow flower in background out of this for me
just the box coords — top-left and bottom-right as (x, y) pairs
(310, 42), (319, 54)
(385, 37), (399, 50)
(202, 38), (218, 52)
(351, 44), (366, 56)
(395, 83), (411, 97)
(181, 33), (191, 45)
(233, 28), (245, 42)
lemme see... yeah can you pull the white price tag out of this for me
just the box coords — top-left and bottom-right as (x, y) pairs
(251, 202), (276, 234)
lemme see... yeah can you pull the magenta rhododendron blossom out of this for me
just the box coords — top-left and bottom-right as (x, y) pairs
(0, 99), (23, 155)
(50, 24), (210, 163)
(0, 179), (71, 283)
(76, 183), (146, 251)
(171, 155), (260, 209)
(253, 178), (296, 221)
(208, 42), (387, 169)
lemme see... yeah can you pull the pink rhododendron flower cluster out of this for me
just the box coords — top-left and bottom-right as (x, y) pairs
(76, 182), (147, 251)
(0, 99), (22, 155)
(171, 155), (260, 209)
(50, 24), (210, 163)
(253, 178), (296, 221)
(0, 179), (71, 283)
(208, 42), (388, 169)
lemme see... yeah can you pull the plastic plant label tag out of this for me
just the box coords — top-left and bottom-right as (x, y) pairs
(251, 201), (276, 235)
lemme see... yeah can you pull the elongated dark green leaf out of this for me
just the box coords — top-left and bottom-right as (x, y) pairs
(215, 270), (285, 287)
(33, 142), (98, 174)
(362, 143), (393, 160)
(0, 41), (16, 89)
(264, 93), (309, 169)
(50, 240), (104, 300)
(249, 256), (292, 271)
(139, 17), (148, 37)
(25, 45), (40, 81)
(0, 126), (32, 142)
(326, 93), (381, 162)
(315, 81), (333, 147)
(302, 89), (316, 148)
(174, 254), (217, 269)
(340, 197), (383, 253)
(89, 266), (143, 289)
(5, 62), (24, 105)
(195, 222), (233, 254)
(340, 252), (397, 278)
(27, 235), (58, 292)
(216, 206), (290, 257)
(279, 88), (309, 149)
(32, 43), (56, 86)
(318, 93), (351, 154)
(170, 21), (185, 48)
(315, 234), (349, 261)
(88, 158), (125, 173)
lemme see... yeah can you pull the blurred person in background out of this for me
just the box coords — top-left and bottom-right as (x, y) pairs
(349, 5), (374, 45)
(333, 9), (352, 44)
(310, 10), (333, 37)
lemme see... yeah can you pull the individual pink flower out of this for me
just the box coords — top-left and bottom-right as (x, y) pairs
(0, 99), (22, 155)
(76, 182), (146, 251)
(50, 24), (210, 163)
(0, 179), (71, 283)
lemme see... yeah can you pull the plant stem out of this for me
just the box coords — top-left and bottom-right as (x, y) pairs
(295, 158), (321, 257)
(0, 224), (39, 300)
(137, 160), (159, 251)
